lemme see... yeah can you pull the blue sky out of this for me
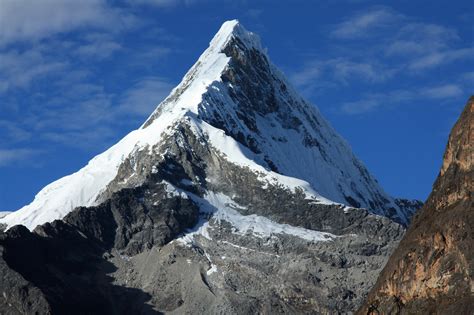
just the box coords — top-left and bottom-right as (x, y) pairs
(0, 0), (472, 211)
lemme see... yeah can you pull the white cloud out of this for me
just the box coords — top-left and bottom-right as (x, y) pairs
(421, 84), (463, 99)
(386, 23), (458, 56)
(293, 6), (472, 106)
(331, 59), (390, 83)
(129, 0), (197, 7)
(409, 47), (474, 70)
(76, 40), (122, 59)
(0, 16), (173, 148)
(341, 84), (464, 114)
(128, 46), (173, 65)
(41, 126), (118, 150)
(382, 22), (472, 71)
(385, 40), (428, 56)
(290, 62), (322, 87)
(0, 149), (39, 167)
(0, 0), (134, 46)
(245, 9), (263, 19)
(0, 121), (31, 144)
(4, 74), (175, 151)
(327, 7), (472, 74)
(330, 7), (402, 39)
(341, 90), (415, 114)
(118, 77), (174, 116)
(131, 0), (177, 6)
(0, 1), (181, 154)
(0, 49), (67, 94)
(341, 99), (380, 114)
(291, 58), (393, 90)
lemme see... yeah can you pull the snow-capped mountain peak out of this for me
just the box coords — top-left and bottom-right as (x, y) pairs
(208, 19), (263, 53)
(0, 20), (416, 231)
(141, 19), (260, 128)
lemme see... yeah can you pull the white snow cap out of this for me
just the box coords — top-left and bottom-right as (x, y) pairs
(210, 19), (263, 51)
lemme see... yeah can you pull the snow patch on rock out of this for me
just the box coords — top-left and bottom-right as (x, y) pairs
(177, 192), (336, 245)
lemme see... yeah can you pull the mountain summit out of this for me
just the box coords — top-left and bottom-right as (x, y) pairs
(0, 20), (416, 231)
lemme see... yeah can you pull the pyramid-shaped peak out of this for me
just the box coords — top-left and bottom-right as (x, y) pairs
(0, 18), (417, 233)
(209, 19), (263, 52)
(141, 19), (266, 129)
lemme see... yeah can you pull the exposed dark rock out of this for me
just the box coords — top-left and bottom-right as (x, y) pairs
(0, 183), (200, 314)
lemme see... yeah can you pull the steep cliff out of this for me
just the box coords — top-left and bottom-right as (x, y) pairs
(359, 96), (474, 314)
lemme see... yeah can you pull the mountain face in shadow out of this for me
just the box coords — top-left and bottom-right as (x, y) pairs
(359, 96), (474, 314)
(0, 183), (198, 314)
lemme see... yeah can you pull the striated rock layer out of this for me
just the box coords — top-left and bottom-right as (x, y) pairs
(359, 96), (474, 314)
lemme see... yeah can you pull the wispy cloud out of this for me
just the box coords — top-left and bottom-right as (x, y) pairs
(293, 6), (472, 115)
(0, 1), (180, 151)
(341, 84), (464, 114)
(7, 74), (174, 151)
(118, 77), (174, 116)
(0, 49), (67, 94)
(0, 149), (40, 167)
(421, 84), (463, 99)
(0, 121), (31, 150)
(75, 33), (123, 60)
(291, 58), (395, 91)
(245, 9), (263, 19)
(330, 7), (402, 39)
(341, 90), (414, 114)
(0, 45), (173, 150)
(0, 0), (137, 46)
(385, 23), (458, 56)
(129, 0), (197, 7)
(408, 47), (474, 70)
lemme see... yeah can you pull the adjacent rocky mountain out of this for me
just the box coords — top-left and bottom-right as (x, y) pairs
(0, 21), (421, 314)
(359, 96), (474, 315)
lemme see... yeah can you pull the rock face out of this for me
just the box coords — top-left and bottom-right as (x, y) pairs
(0, 184), (200, 315)
(0, 20), (421, 314)
(359, 96), (474, 315)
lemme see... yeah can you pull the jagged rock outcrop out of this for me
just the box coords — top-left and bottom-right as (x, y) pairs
(0, 183), (199, 315)
(359, 96), (474, 314)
